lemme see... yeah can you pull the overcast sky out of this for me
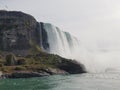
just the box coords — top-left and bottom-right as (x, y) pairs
(1, 0), (120, 71)
(0, 0), (120, 49)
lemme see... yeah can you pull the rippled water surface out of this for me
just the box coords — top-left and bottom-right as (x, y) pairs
(0, 73), (120, 90)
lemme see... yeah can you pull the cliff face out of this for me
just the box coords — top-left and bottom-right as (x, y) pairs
(0, 11), (86, 76)
(0, 11), (39, 55)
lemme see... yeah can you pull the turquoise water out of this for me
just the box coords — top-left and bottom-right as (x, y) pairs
(0, 73), (120, 90)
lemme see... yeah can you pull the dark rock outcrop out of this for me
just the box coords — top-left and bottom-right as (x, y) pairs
(32, 53), (86, 74)
(4, 71), (49, 78)
(35, 22), (49, 51)
(1, 68), (68, 78)
(57, 58), (86, 74)
(40, 22), (49, 50)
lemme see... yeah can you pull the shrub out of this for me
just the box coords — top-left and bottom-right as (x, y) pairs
(17, 59), (26, 65)
(5, 54), (17, 66)
(14, 66), (26, 71)
(0, 63), (3, 67)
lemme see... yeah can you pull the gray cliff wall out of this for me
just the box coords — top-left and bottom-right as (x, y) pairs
(0, 10), (42, 55)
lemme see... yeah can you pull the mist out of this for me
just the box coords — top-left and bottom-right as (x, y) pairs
(1, 0), (120, 72)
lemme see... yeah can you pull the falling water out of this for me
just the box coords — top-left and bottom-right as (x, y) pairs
(39, 23), (120, 73)
(39, 23), (93, 72)
(42, 23), (80, 58)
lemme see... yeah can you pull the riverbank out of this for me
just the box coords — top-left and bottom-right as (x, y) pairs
(0, 52), (86, 79)
(0, 69), (67, 79)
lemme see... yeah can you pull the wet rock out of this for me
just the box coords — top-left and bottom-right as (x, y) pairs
(5, 71), (50, 78)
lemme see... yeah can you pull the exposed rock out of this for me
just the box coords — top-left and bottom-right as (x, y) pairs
(40, 22), (49, 50)
(4, 71), (49, 78)
(1, 68), (67, 78)
(41, 68), (68, 75)
(33, 53), (86, 74)
(0, 10), (39, 56)
(57, 59), (86, 74)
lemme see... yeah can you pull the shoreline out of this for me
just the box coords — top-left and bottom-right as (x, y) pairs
(0, 68), (69, 79)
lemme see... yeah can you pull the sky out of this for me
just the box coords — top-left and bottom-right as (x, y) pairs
(1, 0), (120, 72)
(0, 0), (120, 46)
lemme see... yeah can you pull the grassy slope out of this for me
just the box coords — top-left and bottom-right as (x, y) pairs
(0, 50), (86, 74)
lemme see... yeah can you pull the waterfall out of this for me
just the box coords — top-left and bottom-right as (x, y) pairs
(39, 23), (112, 73)
(41, 23), (80, 58)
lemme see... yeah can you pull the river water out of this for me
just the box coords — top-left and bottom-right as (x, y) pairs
(0, 73), (120, 90)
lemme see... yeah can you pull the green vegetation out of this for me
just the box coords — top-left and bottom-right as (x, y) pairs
(17, 59), (26, 65)
(14, 66), (26, 71)
(5, 54), (17, 66)
(0, 51), (85, 74)
(0, 11), (85, 75)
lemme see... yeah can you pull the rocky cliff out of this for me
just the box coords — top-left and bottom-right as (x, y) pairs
(0, 10), (86, 78)
(0, 10), (41, 55)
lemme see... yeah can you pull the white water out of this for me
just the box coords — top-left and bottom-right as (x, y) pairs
(42, 23), (120, 73)
(43, 23), (80, 58)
